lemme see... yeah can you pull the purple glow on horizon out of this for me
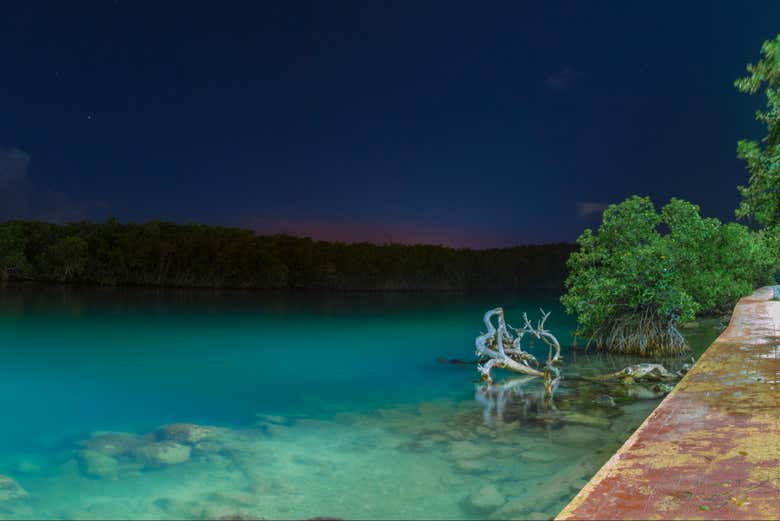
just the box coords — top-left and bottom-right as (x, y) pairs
(251, 217), (535, 249)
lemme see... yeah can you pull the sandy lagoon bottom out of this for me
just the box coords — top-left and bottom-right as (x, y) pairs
(3, 392), (665, 520)
(0, 286), (720, 520)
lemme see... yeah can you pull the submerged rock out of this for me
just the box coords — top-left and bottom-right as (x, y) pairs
(466, 485), (506, 513)
(623, 384), (667, 400)
(448, 441), (491, 460)
(81, 432), (144, 457)
(489, 497), (536, 520)
(517, 451), (557, 464)
(0, 475), (27, 503)
(79, 450), (119, 479)
(133, 441), (191, 467)
(592, 394), (616, 407)
(616, 363), (674, 381)
(156, 423), (215, 445)
(651, 383), (675, 395)
(76, 427), (209, 477)
(562, 412), (611, 429)
(453, 459), (490, 474)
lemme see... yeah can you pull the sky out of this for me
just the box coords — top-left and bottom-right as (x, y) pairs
(1, 1), (778, 248)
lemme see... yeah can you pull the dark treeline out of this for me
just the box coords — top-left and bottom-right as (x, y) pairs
(0, 220), (574, 291)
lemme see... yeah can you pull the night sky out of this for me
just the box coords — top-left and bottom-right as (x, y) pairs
(1, 1), (778, 248)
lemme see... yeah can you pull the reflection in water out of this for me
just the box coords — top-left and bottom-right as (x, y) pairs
(475, 377), (560, 425)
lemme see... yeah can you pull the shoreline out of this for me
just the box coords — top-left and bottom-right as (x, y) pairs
(556, 286), (780, 520)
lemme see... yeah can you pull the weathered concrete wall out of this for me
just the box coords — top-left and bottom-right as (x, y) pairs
(556, 287), (780, 520)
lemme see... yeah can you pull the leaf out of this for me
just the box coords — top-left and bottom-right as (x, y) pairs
(699, 505), (710, 511)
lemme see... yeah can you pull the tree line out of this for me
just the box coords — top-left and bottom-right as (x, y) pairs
(0, 219), (574, 291)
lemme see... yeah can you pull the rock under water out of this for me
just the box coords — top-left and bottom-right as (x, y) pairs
(0, 475), (27, 503)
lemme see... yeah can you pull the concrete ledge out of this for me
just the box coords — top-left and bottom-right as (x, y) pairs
(556, 287), (780, 520)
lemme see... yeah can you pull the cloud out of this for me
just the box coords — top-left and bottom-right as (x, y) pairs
(577, 202), (608, 217)
(545, 67), (579, 90)
(0, 147), (30, 188)
(0, 146), (105, 222)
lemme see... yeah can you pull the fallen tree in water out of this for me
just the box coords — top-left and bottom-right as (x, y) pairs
(474, 307), (561, 386)
(474, 308), (689, 401)
(474, 307), (564, 404)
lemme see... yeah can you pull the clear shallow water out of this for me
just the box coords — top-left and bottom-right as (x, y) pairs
(0, 284), (721, 520)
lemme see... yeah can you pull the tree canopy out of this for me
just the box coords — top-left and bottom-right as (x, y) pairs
(561, 36), (780, 356)
(561, 196), (776, 355)
(735, 34), (780, 230)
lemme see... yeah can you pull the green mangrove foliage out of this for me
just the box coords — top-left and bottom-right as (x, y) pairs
(0, 220), (573, 291)
(735, 34), (780, 232)
(561, 196), (776, 355)
(735, 34), (780, 283)
(562, 37), (780, 355)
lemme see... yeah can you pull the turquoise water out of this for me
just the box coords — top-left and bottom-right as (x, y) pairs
(0, 284), (720, 520)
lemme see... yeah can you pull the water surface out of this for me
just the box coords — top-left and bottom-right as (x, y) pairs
(0, 284), (721, 520)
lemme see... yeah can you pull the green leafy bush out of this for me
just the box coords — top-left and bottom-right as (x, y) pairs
(562, 196), (776, 355)
(735, 35), (780, 229)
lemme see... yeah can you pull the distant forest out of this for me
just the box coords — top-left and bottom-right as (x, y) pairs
(0, 220), (575, 291)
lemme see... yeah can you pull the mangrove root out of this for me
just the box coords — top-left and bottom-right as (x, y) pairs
(591, 306), (689, 356)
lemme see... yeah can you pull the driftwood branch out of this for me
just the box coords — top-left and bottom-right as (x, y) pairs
(474, 308), (562, 389)
(473, 307), (686, 408)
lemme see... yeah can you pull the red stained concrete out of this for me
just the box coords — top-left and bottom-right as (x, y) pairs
(556, 287), (780, 520)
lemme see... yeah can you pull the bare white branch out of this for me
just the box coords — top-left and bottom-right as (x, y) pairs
(474, 308), (562, 387)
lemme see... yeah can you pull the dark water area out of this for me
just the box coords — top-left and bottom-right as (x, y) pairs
(0, 283), (722, 519)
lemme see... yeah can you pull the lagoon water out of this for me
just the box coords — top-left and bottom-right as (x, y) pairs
(0, 284), (720, 520)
